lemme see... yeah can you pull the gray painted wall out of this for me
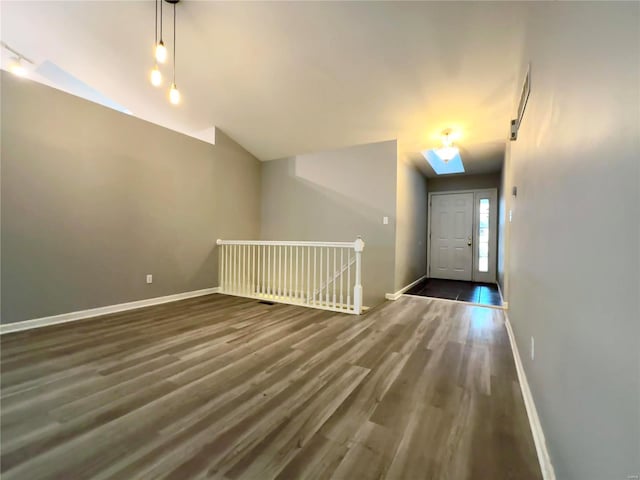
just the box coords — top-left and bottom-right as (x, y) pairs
(497, 145), (511, 297)
(506, 3), (639, 478)
(260, 141), (397, 306)
(426, 172), (501, 193)
(394, 158), (428, 291)
(1, 73), (261, 324)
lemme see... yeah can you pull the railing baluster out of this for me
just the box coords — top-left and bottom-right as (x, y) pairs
(267, 245), (271, 297)
(295, 246), (299, 302)
(278, 245), (282, 298)
(284, 245), (288, 299)
(347, 249), (351, 311)
(290, 246), (294, 300)
(259, 245), (262, 295)
(332, 247), (338, 308)
(325, 247), (329, 306)
(340, 248), (344, 309)
(307, 246), (311, 303)
(315, 248), (318, 305)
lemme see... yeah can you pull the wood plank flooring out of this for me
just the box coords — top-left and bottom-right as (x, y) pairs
(0, 294), (542, 479)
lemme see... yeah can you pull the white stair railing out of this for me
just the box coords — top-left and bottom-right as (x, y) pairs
(216, 238), (365, 314)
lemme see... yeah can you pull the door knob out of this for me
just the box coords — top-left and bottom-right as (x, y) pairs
(467, 237), (472, 246)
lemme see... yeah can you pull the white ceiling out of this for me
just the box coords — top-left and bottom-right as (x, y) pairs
(0, 1), (528, 176)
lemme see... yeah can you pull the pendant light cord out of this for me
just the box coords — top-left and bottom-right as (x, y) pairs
(155, 0), (158, 45)
(159, 0), (163, 42)
(173, 2), (176, 84)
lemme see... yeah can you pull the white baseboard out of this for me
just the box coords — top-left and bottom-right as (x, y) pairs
(0, 287), (221, 335)
(504, 313), (556, 480)
(385, 275), (426, 301)
(497, 282), (509, 309)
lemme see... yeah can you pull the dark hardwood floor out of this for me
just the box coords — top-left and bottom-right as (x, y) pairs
(406, 278), (503, 307)
(0, 294), (541, 479)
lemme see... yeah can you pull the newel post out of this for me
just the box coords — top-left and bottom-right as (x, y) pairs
(216, 239), (223, 292)
(353, 236), (365, 314)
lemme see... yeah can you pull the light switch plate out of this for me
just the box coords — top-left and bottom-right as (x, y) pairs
(146, 274), (153, 284)
(383, 216), (389, 225)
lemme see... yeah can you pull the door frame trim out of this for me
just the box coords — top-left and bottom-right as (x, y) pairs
(427, 188), (498, 283)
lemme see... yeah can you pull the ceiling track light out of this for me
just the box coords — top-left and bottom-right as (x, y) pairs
(1, 41), (34, 77)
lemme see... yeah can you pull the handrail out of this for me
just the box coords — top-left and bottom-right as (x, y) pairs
(217, 240), (358, 248)
(216, 237), (365, 314)
(314, 256), (356, 297)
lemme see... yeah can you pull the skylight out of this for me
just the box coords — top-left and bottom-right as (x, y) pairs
(35, 60), (132, 115)
(423, 149), (465, 175)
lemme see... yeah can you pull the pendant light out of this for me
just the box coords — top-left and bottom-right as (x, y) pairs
(155, 0), (167, 63)
(436, 130), (460, 163)
(150, 0), (163, 86)
(168, 0), (180, 105)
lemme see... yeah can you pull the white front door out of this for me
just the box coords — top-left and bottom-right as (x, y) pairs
(430, 193), (474, 281)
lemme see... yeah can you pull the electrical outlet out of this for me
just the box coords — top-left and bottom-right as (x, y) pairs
(531, 337), (535, 360)
(146, 274), (153, 284)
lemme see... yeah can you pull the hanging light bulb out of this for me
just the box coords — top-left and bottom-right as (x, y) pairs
(9, 56), (27, 77)
(441, 131), (453, 147)
(436, 130), (459, 162)
(155, 40), (167, 63)
(436, 146), (459, 162)
(169, 83), (180, 104)
(154, 0), (167, 63)
(150, 64), (162, 86)
(168, 1), (181, 105)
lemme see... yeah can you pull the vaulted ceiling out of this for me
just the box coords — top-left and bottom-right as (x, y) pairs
(1, 1), (529, 176)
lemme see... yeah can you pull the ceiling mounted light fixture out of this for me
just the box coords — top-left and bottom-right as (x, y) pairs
(1, 41), (34, 77)
(168, 0), (180, 105)
(436, 130), (460, 163)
